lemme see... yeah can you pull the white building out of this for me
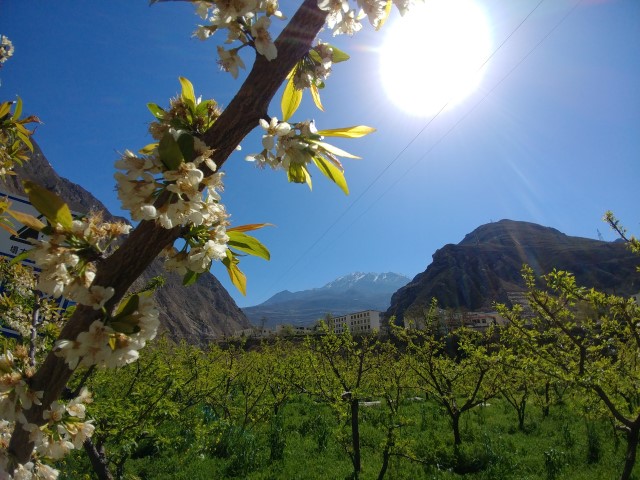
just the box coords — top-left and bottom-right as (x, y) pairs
(331, 310), (381, 335)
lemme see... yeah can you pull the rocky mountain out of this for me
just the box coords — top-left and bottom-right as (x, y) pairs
(243, 272), (410, 327)
(386, 219), (640, 325)
(0, 141), (251, 345)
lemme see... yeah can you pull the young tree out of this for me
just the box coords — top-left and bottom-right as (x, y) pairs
(304, 323), (378, 477)
(2, 1), (418, 474)
(401, 326), (500, 449)
(499, 265), (640, 480)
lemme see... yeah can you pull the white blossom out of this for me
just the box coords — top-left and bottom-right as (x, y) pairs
(251, 16), (277, 60)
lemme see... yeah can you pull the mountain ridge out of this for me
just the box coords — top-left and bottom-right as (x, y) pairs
(243, 272), (410, 327)
(386, 219), (639, 325)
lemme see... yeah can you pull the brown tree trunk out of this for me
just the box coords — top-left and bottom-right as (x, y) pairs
(351, 399), (361, 476)
(620, 424), (639, 480)
(83, 438), (114, 480)
(452, 412), (462, 447)
(8, 0), (327, 466)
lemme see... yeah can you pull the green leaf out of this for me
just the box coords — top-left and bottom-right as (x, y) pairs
(110, 321), (141, 335)
(313, 156), (349, 195)
(177, 133), (195, 162)
(16, 131), (33, 152)
(281, 72), (302, 122)
(309, 49), (322, 64)
(9, 250), (31, 265)
(158, 133), (184, 170)
(308, 139), (361, 159)
(310, 84), (324, 112)
(179, 77), (196, 106)
(114, 294), (140, 319)
(147, 103), (166, 120)
(316, 126), (376, 138)
(139, 143), (158, 155)
(287, 163), (312, 190)
(183, 269), (200, 286)
(227, 230), (270, 260)
(223, 250), (247, 296)
(0, 102), (11, 119)
(11, 97), (23, 121)
(329, 45), (350, 63)
(23, 181), (73, 230)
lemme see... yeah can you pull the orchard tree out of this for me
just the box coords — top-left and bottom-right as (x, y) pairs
(304, 323), (378, 477)
(400, 326), (500, 449)
(0, 1), (422, 475)
(499, 265), (640, 480)
(67, 338), (211, 480)
(369, 338), (416, 480)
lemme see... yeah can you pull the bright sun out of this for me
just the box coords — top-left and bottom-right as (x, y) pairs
(380, 0), (491, 117)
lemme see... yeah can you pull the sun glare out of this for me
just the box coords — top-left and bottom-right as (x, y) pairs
(380, 0), (491, 117)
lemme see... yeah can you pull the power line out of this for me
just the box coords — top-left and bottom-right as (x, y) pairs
(271, 0), (581, 289)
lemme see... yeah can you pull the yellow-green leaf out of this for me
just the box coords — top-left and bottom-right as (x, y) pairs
(139, 143), (159, 155)
(310, 84), (324, 111)
(308, 140), (361, 159)
(227, 230), (270, 260)
(110, 321), (141, 335)
(313, 156), (349, 195)
(6, 209), (46, 232)
(287, 163), (312, 190)
(179, 77), (196, 105)
(376, 0), (393, 30)
(223, 250), (247, 296)
(114, 294), (140, 319)
(23, 181), (73, 230)
(0, 102), (11, 119)
(316, 125), (376, 138)
(329, 45), (350, 63)
(227, 223), (273, 233)
(158, 132), (184, 170)
(11, 97), (22, 121)
(281, 74), (302, 122)
(147, 103), (166, 120)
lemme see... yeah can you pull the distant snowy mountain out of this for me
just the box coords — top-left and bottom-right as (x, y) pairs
(242, 272), (410, 328)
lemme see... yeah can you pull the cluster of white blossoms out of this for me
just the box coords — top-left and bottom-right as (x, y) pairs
(117, 78), (233, 283)
(1, 347), (95, 478)
(247, 117), (316, 171)
(54, 294), (160, 370)
(192, 0), (286, 77)
(28, 215), (131, 310)
(0, 35), (14, 66)
(319, 0), (417, 35)
(292, 42), (335, 91)
(114, 134), (226, 231)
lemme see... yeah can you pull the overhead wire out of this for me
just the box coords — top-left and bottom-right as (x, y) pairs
(269, 0), (582, 290)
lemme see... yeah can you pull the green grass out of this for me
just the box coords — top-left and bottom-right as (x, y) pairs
(60, 394), (636, 479)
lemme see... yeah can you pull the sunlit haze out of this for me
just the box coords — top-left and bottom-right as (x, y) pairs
(380, 0), (492, 116)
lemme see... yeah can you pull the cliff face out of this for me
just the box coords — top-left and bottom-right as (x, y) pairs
(386, 219), (639, 324)
(1, 141), (251, 345)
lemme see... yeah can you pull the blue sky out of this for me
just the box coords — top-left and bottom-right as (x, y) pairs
(2, 0), (639, 308)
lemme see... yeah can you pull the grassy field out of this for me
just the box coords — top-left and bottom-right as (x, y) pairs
(62, 392), (635, 480)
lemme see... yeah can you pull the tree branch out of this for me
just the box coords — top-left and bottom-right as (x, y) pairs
(8, 0), (327, 465)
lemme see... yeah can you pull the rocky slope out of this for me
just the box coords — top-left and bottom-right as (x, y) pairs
(243, 272), (410, 327)
(386, 219), (639, 325)
(0, 141), (251, 345)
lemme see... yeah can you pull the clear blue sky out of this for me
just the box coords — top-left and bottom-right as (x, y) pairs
(2, 0), (639, 308)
